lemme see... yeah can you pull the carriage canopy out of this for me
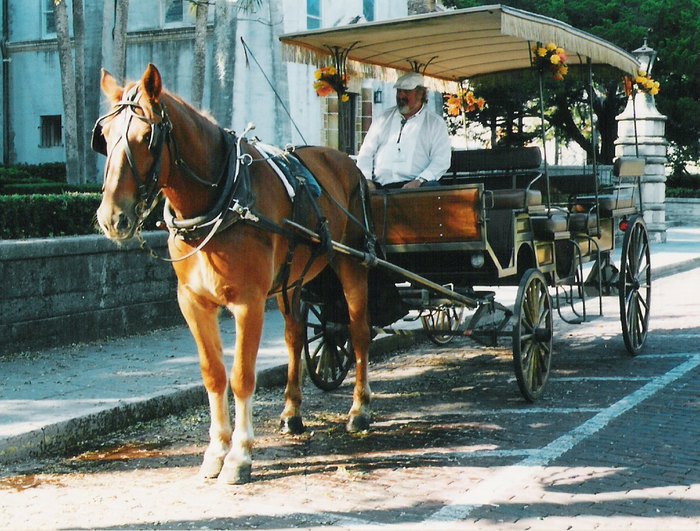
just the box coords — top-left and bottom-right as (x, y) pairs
(280, 4), (640, 87)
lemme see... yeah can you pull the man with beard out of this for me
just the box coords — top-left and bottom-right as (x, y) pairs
(356, 72), (451, 190)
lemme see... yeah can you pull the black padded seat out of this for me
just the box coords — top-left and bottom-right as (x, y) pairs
(531, 214), (568, 240)
(569, 212), (598, 233)
(575, 189), (635, 216)
(491, 188), (542, 209)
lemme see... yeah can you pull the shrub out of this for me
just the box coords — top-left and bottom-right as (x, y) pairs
(0, 167), (34, 183)
(0, 193), (102, 239)
(16, 162), (67, 182)
(1, 182), (102, 195)
(0, 193), (163, 239)
(666, 187), (700, 198)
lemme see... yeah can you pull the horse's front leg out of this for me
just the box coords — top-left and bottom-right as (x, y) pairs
(217, 299), (265, 485)
(337, 259), (372, 432)
(177, 286), (231, 479)
(278, 294), (305, 435)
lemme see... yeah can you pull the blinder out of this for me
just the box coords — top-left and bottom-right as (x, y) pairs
(91, 120), (107, 156)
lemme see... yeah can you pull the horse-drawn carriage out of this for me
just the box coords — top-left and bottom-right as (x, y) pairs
(93, 5), (651, 483)
(281, 5), (651, 402)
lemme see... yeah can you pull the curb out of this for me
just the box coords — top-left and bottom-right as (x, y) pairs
(0, 331), (421, 465)
(653, 256), (700, 280)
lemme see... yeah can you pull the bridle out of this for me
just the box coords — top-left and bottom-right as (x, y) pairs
(91, 83), (255, 262)
(91, 84), (173, 224)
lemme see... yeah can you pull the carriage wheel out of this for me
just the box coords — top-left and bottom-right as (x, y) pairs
(619, 216), (651, 355)
(512, 269), (553, 402)
(421, 306), (465, 345)
(301, 302), (353, 391)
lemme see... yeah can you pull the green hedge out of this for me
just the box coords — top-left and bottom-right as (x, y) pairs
(1, 182), (102, 195)
(666, 187), (700, 198)
(0, 193), (162, 239)
(0, 193), (102, 239)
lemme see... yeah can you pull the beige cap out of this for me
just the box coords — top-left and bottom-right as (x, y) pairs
(394, 72), (425, 90)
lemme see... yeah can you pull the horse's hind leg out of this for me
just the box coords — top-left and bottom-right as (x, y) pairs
(177, 287), (231, 479)
(336, 257), (372, 432)
(278, 294), (305, 435)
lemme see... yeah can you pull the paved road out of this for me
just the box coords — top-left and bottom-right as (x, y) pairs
(1, 267), (699, 530)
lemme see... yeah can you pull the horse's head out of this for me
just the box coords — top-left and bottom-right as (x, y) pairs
(94, 64), (171, 240)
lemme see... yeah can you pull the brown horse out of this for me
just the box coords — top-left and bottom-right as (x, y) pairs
(95, 64), (372, 484)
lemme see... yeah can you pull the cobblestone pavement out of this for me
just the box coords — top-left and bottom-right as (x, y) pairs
(1, 269), (699, 530)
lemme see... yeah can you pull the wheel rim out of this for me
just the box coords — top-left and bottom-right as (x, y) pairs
(619, 217), (651, 355)
(302, 302), (353, 391)
(513, 270), (553, 402)
(421, 306), (465, 345)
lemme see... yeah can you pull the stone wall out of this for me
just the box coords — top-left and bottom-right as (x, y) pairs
(0, 232), (183, 355)
(665, 198), (700, 226)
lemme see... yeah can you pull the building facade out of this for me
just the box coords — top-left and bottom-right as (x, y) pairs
(0, 0), (410, 178)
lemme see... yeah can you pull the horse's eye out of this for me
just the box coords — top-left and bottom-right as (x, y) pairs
(143, 132), (151, 143)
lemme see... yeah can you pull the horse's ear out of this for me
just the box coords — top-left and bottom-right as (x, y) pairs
(142, 64), (163, 103)
(100, 68), (123, 103)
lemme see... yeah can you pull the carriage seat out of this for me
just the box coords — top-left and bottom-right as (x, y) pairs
(572, 187), (635, 217)
(490, 188), (542, 209)
(531, 212), (569, 240)
(445, 147), (544, 212)
(446, 146), (542, 177)
(550, 157), (644, 218)
(569, 211), (599, 234)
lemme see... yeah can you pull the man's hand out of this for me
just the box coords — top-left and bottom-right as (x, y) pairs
(366, 180), (377, 191)
(402, 178), (423, 189)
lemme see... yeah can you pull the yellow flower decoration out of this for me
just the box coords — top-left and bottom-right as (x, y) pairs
(625, 70), (660, 97)
(532, 42), (568, 81)
(312, 66), (349, 101)
(313, 66), (350, 102)
(445, 89), (486, 117)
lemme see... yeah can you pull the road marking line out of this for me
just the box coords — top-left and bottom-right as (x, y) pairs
(647, 333), (700, 339)
(551, 376), (650, 382)
(421, 355), (700, 524)
(644, 352), (700, 359)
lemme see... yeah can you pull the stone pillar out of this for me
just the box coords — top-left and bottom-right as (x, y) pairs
(615, 91), (668, 243)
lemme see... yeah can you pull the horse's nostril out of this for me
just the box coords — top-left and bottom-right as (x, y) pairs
(116, 212), (130, 232)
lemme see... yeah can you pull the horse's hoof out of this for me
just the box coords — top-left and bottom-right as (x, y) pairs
(280, 416), (305, 435)
(218, 461), (252, 485)
(346, 414), (371, 433)
(199, 456), (224, 479)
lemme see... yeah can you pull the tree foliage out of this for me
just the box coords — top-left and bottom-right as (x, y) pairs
(443, 0), (700, 169)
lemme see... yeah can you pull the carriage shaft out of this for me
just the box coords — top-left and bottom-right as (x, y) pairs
(282, 219), (481, 309)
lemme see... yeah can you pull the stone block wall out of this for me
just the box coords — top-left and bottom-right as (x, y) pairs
(665, 198), (700, 226)
(0, 232), (183, 355)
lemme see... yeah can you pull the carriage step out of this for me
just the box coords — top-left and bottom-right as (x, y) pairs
(558, 314), (603, 325)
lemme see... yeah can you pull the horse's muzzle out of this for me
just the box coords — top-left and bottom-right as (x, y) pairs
(97, 202), (138, 241)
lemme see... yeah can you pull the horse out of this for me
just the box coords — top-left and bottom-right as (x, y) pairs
(94, 63), (373, 484)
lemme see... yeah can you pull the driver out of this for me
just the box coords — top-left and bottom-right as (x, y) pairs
(356, 72), (451, 190)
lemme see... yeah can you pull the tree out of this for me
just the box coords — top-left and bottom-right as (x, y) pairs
(71, 0), (86, 183)
(112, 0), (129, 84)
(207, 0), (261, 126)
(53, 0), (81, 184)
(444, 0), (700, 169)
(190, 0), (208, 108)
(208, 0), (237, 126)
(268, 0), (291, 145)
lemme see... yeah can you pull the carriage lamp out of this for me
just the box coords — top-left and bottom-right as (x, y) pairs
(619, 217), (629, 233)
(632, 38), (657, 75)
(470, 252), (485, 269)
(373, 89), (383, 104)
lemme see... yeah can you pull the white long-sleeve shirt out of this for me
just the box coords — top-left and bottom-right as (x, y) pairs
(356, 104), (451, 186)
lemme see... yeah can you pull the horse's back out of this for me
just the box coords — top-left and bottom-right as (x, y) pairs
(295, 146), (363, 196)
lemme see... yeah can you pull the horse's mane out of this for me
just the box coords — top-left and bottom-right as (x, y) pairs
(162, 88), (220, 127)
